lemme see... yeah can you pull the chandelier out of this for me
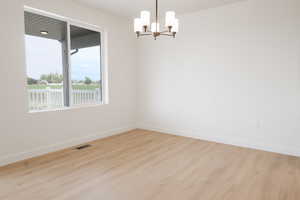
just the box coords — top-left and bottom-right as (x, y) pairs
(134, 0), (179, 40)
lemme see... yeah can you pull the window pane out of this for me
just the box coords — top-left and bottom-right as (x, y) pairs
(24, 12), (68, 111)
(70, 25), (102, 106)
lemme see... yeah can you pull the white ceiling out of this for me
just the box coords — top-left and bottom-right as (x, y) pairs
(75, 0), (245, 18)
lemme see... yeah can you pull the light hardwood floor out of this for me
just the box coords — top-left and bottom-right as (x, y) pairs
(1, 129), (300, 200)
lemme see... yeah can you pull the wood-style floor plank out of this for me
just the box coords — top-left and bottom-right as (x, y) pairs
(0, 129), (299, 200)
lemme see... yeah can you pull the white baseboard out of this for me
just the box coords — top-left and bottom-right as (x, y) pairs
(138, 123), (300, 158)
(0, 125), (136, 167)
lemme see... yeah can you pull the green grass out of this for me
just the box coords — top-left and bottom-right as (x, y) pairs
(72, 85), (100, 90)
(28, 84), (100, 90)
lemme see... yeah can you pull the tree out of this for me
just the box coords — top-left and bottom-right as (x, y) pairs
(27, 77), (38, 85)
(40, 73), (63, 84)
(84, 77), (92, 85)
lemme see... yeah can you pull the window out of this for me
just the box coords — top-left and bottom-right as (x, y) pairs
(24, 10), (104, 112)
(70, 25), (102, 106)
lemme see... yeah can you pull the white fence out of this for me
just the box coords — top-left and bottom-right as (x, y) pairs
(28, 87), (101, 111)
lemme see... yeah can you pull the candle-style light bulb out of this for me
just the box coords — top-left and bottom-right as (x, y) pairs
(151, 22), (160, 33)
(165, 11), (175, 27)
(171, 19), (179, 32)
(134, 18), (142, 32)
(140, 11), (151, 27)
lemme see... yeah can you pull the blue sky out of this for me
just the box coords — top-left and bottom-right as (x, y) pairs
(25, 35), (101, 81)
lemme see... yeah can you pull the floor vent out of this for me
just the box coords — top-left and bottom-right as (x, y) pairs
(75, 144), (91, 150)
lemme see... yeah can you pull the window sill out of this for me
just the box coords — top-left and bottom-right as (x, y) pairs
(28, 103), (107, 114)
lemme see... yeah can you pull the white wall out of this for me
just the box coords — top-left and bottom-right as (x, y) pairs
(0, 0), (137, 166)
(137, 0), (300, 156)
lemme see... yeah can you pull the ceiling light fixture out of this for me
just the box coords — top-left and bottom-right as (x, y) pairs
(134, 0), (179, 40)
(40, 30), (49, 35)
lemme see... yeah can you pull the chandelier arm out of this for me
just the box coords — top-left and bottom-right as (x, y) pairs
(160, 32), (176, 38)
(161, 30), (172, 34)
(160, 33), (173, 36)
(139, 33), (153, 36)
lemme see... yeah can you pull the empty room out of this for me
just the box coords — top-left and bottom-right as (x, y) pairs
(1, 0), (300, 199)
